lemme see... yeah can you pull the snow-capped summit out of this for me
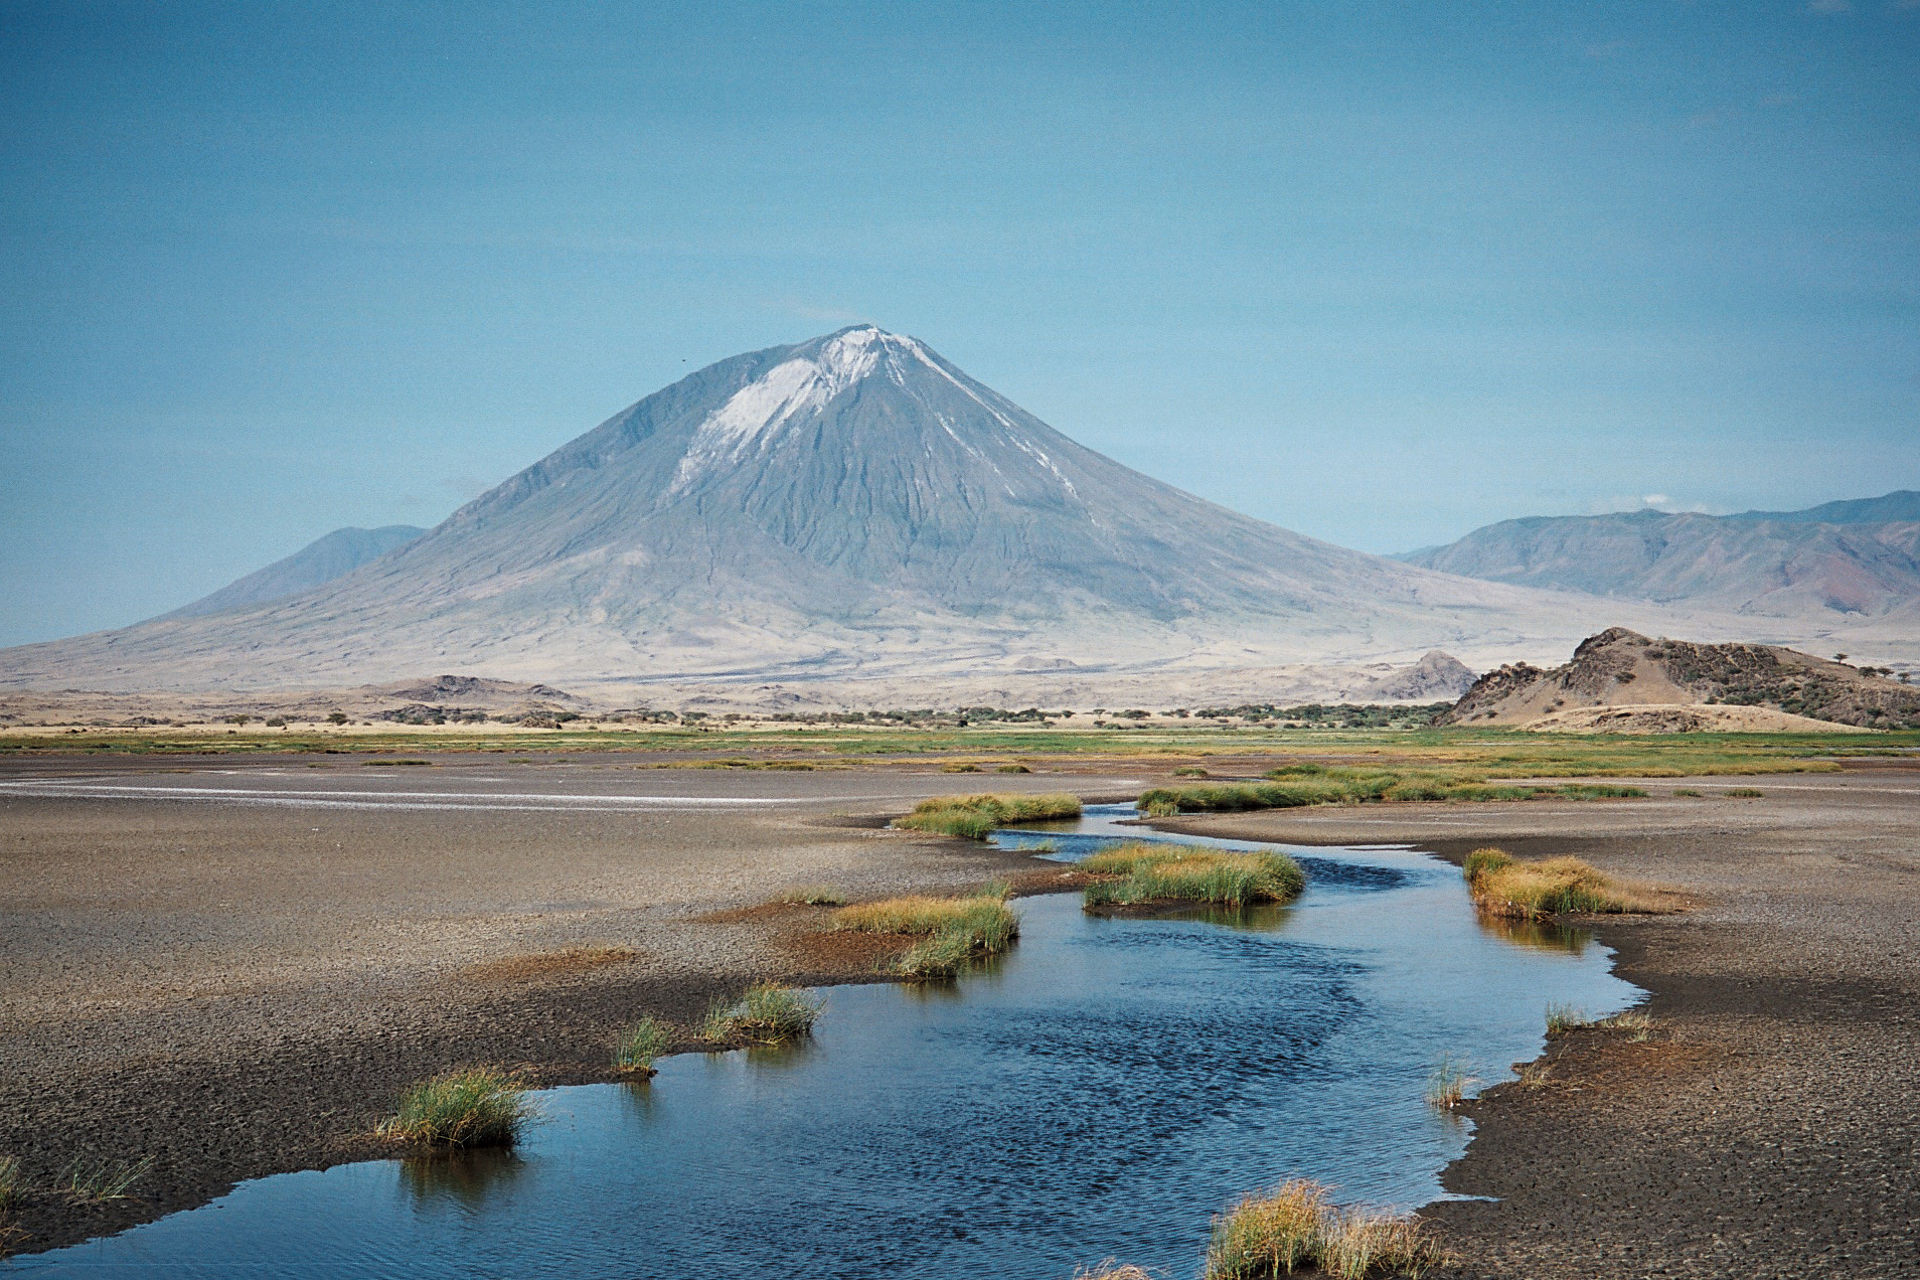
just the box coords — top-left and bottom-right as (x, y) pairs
(0, 329), (1667, 693)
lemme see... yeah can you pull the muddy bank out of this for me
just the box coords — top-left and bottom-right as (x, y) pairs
(1158, 772), (1920, 1279)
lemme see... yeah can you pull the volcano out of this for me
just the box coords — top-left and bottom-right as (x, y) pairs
(0, 327), (1702, 700)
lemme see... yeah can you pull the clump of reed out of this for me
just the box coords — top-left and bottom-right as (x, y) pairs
(1425, 1054), (1475, 1110)
(1544, 1002), (1591, 1034)
(382, 1067), (537, 1149)
(701, 982), (823, 1044)
(1206, 1179), (1446, 1279)
(614, 1016), (674, 1075)
(1080, 842), (1304, 911)
(0, 1156), (17, 1211)
(893, 792), (1082, 840)
(1136, 767), (1646, 817)
(1462, 847), (1663, 920)
(832, 887), (1019, 980)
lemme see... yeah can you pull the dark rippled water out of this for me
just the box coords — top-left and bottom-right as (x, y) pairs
(18, 805), (1637, 1278)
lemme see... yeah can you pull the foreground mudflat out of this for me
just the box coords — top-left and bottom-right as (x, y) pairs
(1161, 767), (1920, 1280)
(0, 753), (1148, 1252)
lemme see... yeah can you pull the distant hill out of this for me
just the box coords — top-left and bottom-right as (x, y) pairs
(1441, 628), (1920, 731)
(162, 525), (425, 620)
(0, 327), (1674, 698)
(1398, 494), (1920, 618)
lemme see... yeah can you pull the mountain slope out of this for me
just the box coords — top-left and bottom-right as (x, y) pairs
(0, 328), (1768, 696)
(1399, 499), (1920, 618)
(162, 525), (426, 620)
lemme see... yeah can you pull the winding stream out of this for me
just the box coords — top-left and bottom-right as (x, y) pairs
(15, 804), (1639, 1278)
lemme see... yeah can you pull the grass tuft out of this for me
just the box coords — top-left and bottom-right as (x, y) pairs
(382, 1067), (536, 1149)
(1137, 766), (1650, 817)
(1081, 842), (1305, 911)
(780, 886), (846, 906)
(833, 891), (1019, 980)
(1206, 1179), (1446, 1278)
(702, 982), (822, 1043)
(1544, 1002), (1591, 1035)
(1725, 787), (1764, 798)
(1601, 1010), (1656, 1041)
(1425, 1054), (1474, 1110)
(615, 1016), (674, 1074)
(1462, 847), (1665, 919)
(59, 1155), (155, 1203)
(1074, 1263), (1154, 1280)
(894, 792), (1082, 840)
(1673, 787), (1703, 797)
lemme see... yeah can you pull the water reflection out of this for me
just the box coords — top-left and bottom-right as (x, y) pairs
(1474, 913), (1591, 955)
(398, 1147), (525, 1209)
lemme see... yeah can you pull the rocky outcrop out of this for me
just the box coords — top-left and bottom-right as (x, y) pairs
(1443, 628), (1920, 730)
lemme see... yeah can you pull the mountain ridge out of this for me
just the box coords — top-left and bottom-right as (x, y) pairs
(0, 328), (1889, 699)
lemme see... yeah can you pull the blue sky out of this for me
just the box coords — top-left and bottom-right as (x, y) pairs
(2, 0), (1917, 645)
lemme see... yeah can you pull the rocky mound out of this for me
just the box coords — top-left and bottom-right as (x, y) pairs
(1442, 628), (1920, 730)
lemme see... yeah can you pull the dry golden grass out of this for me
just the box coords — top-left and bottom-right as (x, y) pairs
(1463, 847), (1671, 920)
(1206, 1179), (1446, 1278)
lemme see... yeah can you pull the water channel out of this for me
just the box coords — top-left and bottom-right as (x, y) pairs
(16, 804), (1639, 1278)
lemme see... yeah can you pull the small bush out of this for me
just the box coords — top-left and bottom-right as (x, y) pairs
(1726, 787), (1764, 798)
(893, 792), (1081, 840)
(383, 1067), (536, 1149)
(1463, 848), (1662, 919)
(615, 1016), (674, 1074)
(1207, 1180), (1445, 1279)
(703, 982), (822, 1044)
(1081, 843), (1304, 910)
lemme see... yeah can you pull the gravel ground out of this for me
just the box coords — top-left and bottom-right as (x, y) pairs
(1158, 767), (1920, 1280)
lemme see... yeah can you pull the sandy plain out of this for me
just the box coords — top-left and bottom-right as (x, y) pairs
(2, 752), (1916, 1277)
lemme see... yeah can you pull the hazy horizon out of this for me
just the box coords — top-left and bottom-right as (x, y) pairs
(4, 2), (1917, 647)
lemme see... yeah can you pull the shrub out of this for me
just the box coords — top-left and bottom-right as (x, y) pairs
(1081, 843), (1304, 910)
(1463, 848), (1663, 919)
(702, 982), (822, 1043)
(893, 793), (1081, 840)
(383, 1067), (536, 1148)
(615, 1016), (674, 1074)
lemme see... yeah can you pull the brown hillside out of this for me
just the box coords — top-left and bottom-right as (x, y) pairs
(1442, 628), (1920, 730)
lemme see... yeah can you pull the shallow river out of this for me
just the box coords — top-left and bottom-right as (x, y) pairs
(18, 804), (1639, 1278)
